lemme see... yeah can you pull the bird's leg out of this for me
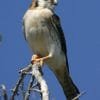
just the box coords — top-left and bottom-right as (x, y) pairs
(31, 54), (52, 66)
(31, 54), (42, 65)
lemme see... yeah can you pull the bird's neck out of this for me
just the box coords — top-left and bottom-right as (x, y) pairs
(29, 0), (55, 10)
(29, 0), (38, 10)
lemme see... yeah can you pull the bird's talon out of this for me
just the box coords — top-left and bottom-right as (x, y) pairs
(31, 60), (35, 64)
(31, 54), (41, 64)
(31, 58), (44, 66)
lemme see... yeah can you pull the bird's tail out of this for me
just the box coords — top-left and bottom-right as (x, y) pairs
(54, 66), (80, 100)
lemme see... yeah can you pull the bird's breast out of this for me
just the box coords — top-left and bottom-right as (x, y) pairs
(23, 9), (53, 56)
(23, 9), (66, 68)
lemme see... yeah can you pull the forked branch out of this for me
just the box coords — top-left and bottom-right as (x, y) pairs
(10, 62), (49, 100)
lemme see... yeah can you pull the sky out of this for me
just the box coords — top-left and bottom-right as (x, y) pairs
(0, 0), (100, 100)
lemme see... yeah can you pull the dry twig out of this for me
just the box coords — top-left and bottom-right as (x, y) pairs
(10, 62), (49, 100)
(0, 84), (8, 100)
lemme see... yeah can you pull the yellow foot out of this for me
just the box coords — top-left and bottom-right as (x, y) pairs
(31, 54), (52, 66)
(31, 54), (43, 66)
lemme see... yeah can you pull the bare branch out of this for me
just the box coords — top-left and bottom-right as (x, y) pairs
(24, 76), (34, 100)
(19, 64), (32, 74)
(0, 84), (8, 100)
(10, 64), (32, 100)
(72, 91), (86, 100)
(31, 63), (49, 100)
(10, 62), (49, 100)
(10, 73), (26, 100)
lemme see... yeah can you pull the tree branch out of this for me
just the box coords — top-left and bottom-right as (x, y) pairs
(24, 76), (34, 100)
(10, 62), (49, 100)
(0, 84), (8, 100)
(31, 62), (49, 100)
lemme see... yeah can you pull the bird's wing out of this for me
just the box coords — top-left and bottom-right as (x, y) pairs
(50, 14), (69, 72)
(50, 14), (67, 56)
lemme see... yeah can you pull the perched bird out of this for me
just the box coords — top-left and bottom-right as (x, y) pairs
(23, 0), (80, 99)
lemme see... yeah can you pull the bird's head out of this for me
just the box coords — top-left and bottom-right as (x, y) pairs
(31, 0), (58, 9)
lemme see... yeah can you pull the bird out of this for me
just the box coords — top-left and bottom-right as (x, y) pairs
(22, 0), (80, 100)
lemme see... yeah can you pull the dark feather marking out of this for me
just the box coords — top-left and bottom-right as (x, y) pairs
(50, 14), (69, 73)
